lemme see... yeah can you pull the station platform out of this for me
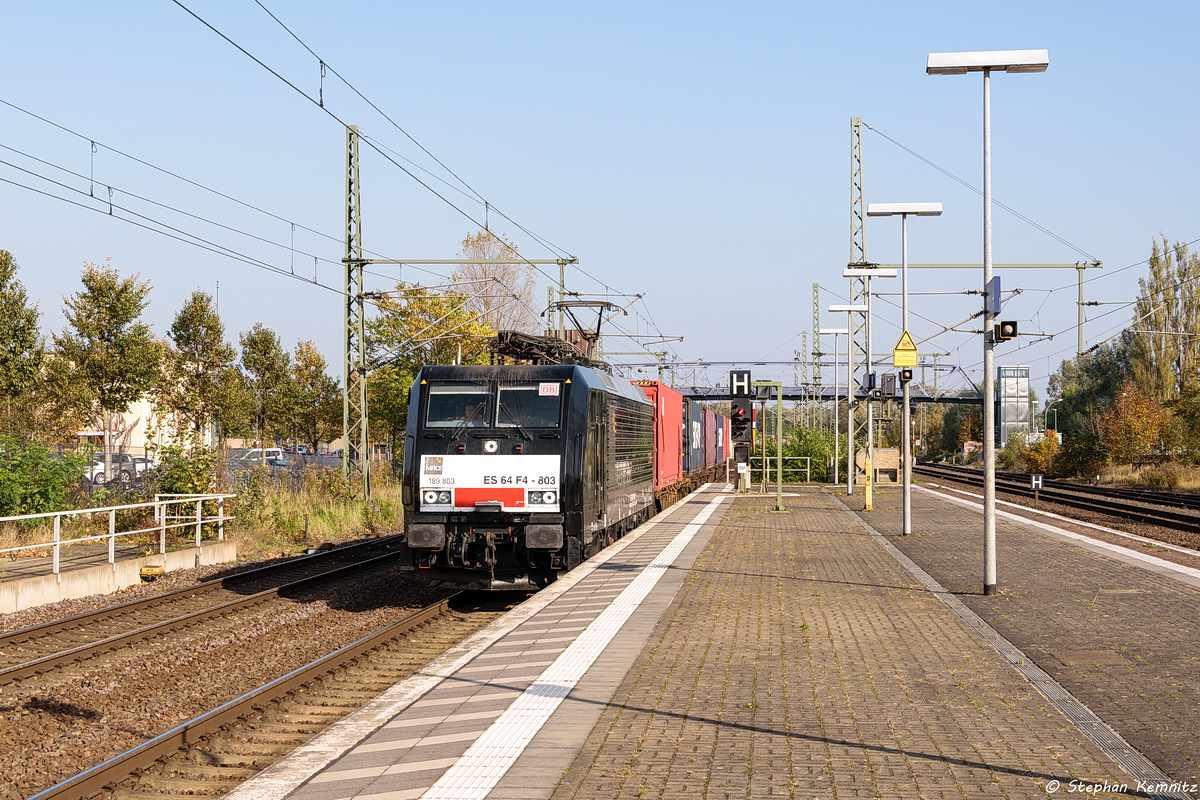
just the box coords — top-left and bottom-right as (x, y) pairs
(226, 483), (1200, 800)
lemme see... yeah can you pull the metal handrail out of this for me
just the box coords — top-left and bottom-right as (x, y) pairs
(0, 494), (235, 575)
(749, 456), (812, 485)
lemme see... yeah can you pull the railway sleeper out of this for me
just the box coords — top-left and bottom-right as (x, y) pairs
(276, 700), (358, 714)
(307, 687), (380, 700)
(192, 741), (289, 761)
(160, 763), (261, 779)
(129, 772), (246, 792)
(264, 712), (348, 726)
(222, 729), (308, 744)
(242, 720), (324, 734)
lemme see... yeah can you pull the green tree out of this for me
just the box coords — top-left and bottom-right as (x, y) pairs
(935, 399), (982, 459)
(368, 364), (411, 461)
(239, 324), (295, 446)
(452, 231), (539, 334)
(0, 250), (44, 434)
(1047, 339), (1132, 439)
(159, 291), (241, 438)
(54, 263), (162, 479)
(365, 284), (495, 446)
(291, 340), (340, 453)
(1127, 235), (1200, 402)
(17, 352), (97, 442)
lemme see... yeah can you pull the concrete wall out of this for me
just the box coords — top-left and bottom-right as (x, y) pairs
(855, 448), (904, 484)
(0, 542), (238, 615)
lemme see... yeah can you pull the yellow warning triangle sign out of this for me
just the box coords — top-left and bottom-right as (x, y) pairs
(893, 330), (918, 367)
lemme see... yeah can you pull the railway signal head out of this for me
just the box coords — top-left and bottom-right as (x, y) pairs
(996, 320), (1018, 341)
(731, 401), (752, 442)
(881, 373), (896, 397)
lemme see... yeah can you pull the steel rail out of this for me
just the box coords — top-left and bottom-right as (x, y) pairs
(928, 463), (1200, 512)
(915, 465), (1200, 536)
(0, 546), (404, 685)
(0, 535), (401, 646)
(27, 595), (456, 800)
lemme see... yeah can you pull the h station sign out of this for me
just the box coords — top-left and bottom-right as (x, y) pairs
(730, 370), (752, 398)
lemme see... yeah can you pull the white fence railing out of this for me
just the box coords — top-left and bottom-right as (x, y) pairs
(0, 494), (235, 575)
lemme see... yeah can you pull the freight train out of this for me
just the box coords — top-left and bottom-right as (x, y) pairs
(398, 364), (729, 589)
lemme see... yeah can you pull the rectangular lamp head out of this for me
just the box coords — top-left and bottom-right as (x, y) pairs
(867, 202), (943, 217)
(927, 49), (1049, 75)
(843, 268), (898, 278)
(818, 328), (849, 335)
(828, 304), (868, 313)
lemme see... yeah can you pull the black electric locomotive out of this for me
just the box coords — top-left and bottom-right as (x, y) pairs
(399, 364), (655, 589)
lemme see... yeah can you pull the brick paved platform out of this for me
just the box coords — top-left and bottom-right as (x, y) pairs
(850, 483), (1200, 792)
(551, 488), (1154, 800)
(239, 485), (1199, 800)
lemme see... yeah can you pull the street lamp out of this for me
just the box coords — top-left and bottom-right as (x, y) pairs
(1044, 398), (1063, 432)
(829, 304), (868, 496)
(928, 48), (1048, 596)
(842, 267), (896, 511)
(819, 327), (848, 486)
(868, 202), (942, 537)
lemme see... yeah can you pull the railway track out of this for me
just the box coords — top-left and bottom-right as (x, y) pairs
(915, 463), (1200, 540)
(0, 537), (407, 686)
(29, 592), (518, 800)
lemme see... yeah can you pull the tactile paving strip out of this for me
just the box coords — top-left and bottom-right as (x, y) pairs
(419, 494), (731, 800)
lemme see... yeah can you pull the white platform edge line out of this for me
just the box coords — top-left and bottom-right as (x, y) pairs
(419, 495), (731, 800)
(917, 485), (1200, 582)
(221, 485), (721, 800)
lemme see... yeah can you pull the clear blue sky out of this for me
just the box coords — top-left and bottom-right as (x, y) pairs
(3, 1), (1197, 403)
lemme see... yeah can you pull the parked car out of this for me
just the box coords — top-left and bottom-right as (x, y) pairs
(226, 448), (284, 463)
(87, 453), (139, 484)
(132, 456), (158, 475)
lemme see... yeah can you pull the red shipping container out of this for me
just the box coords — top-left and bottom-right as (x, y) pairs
(630, 380), (684, 491)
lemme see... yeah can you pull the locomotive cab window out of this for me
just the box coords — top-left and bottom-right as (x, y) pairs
(497, 382), (562, 428)
(425, 383), (490, 428)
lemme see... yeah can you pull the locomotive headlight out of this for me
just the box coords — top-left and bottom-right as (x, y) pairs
(438, 491), (452, 504)
(422, 490), (439, 504)
(541, 491), (556, 505)
(529, 491), (543, 504)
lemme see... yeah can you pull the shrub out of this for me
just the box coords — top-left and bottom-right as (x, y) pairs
(0, 436), (91, 516)
(1054, 426), (1108, 478)
(151, 442), (218, 495)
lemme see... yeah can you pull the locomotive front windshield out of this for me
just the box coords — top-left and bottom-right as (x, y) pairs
(425, 383), (489, 428)
(497, 382), (562, 428)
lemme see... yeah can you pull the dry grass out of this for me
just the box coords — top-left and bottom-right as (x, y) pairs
(1099, 463), (1200, 493)
(223, 465), (404, 559)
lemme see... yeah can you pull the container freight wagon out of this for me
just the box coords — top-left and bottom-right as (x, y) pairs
(702, 407), (718, 468)
(629, 380), (684, 493)
(683, 399), (706, 474)
(719, 416), (731, 463)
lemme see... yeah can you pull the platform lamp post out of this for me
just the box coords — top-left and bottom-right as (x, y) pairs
(867, 202), (942, 537)
(828, 304), (867, 497)
(1044, 398), (1063, 433)
(928, 49), (1048, 595)
(819, 327), (848, 486)
(836, 266), (895, 511)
